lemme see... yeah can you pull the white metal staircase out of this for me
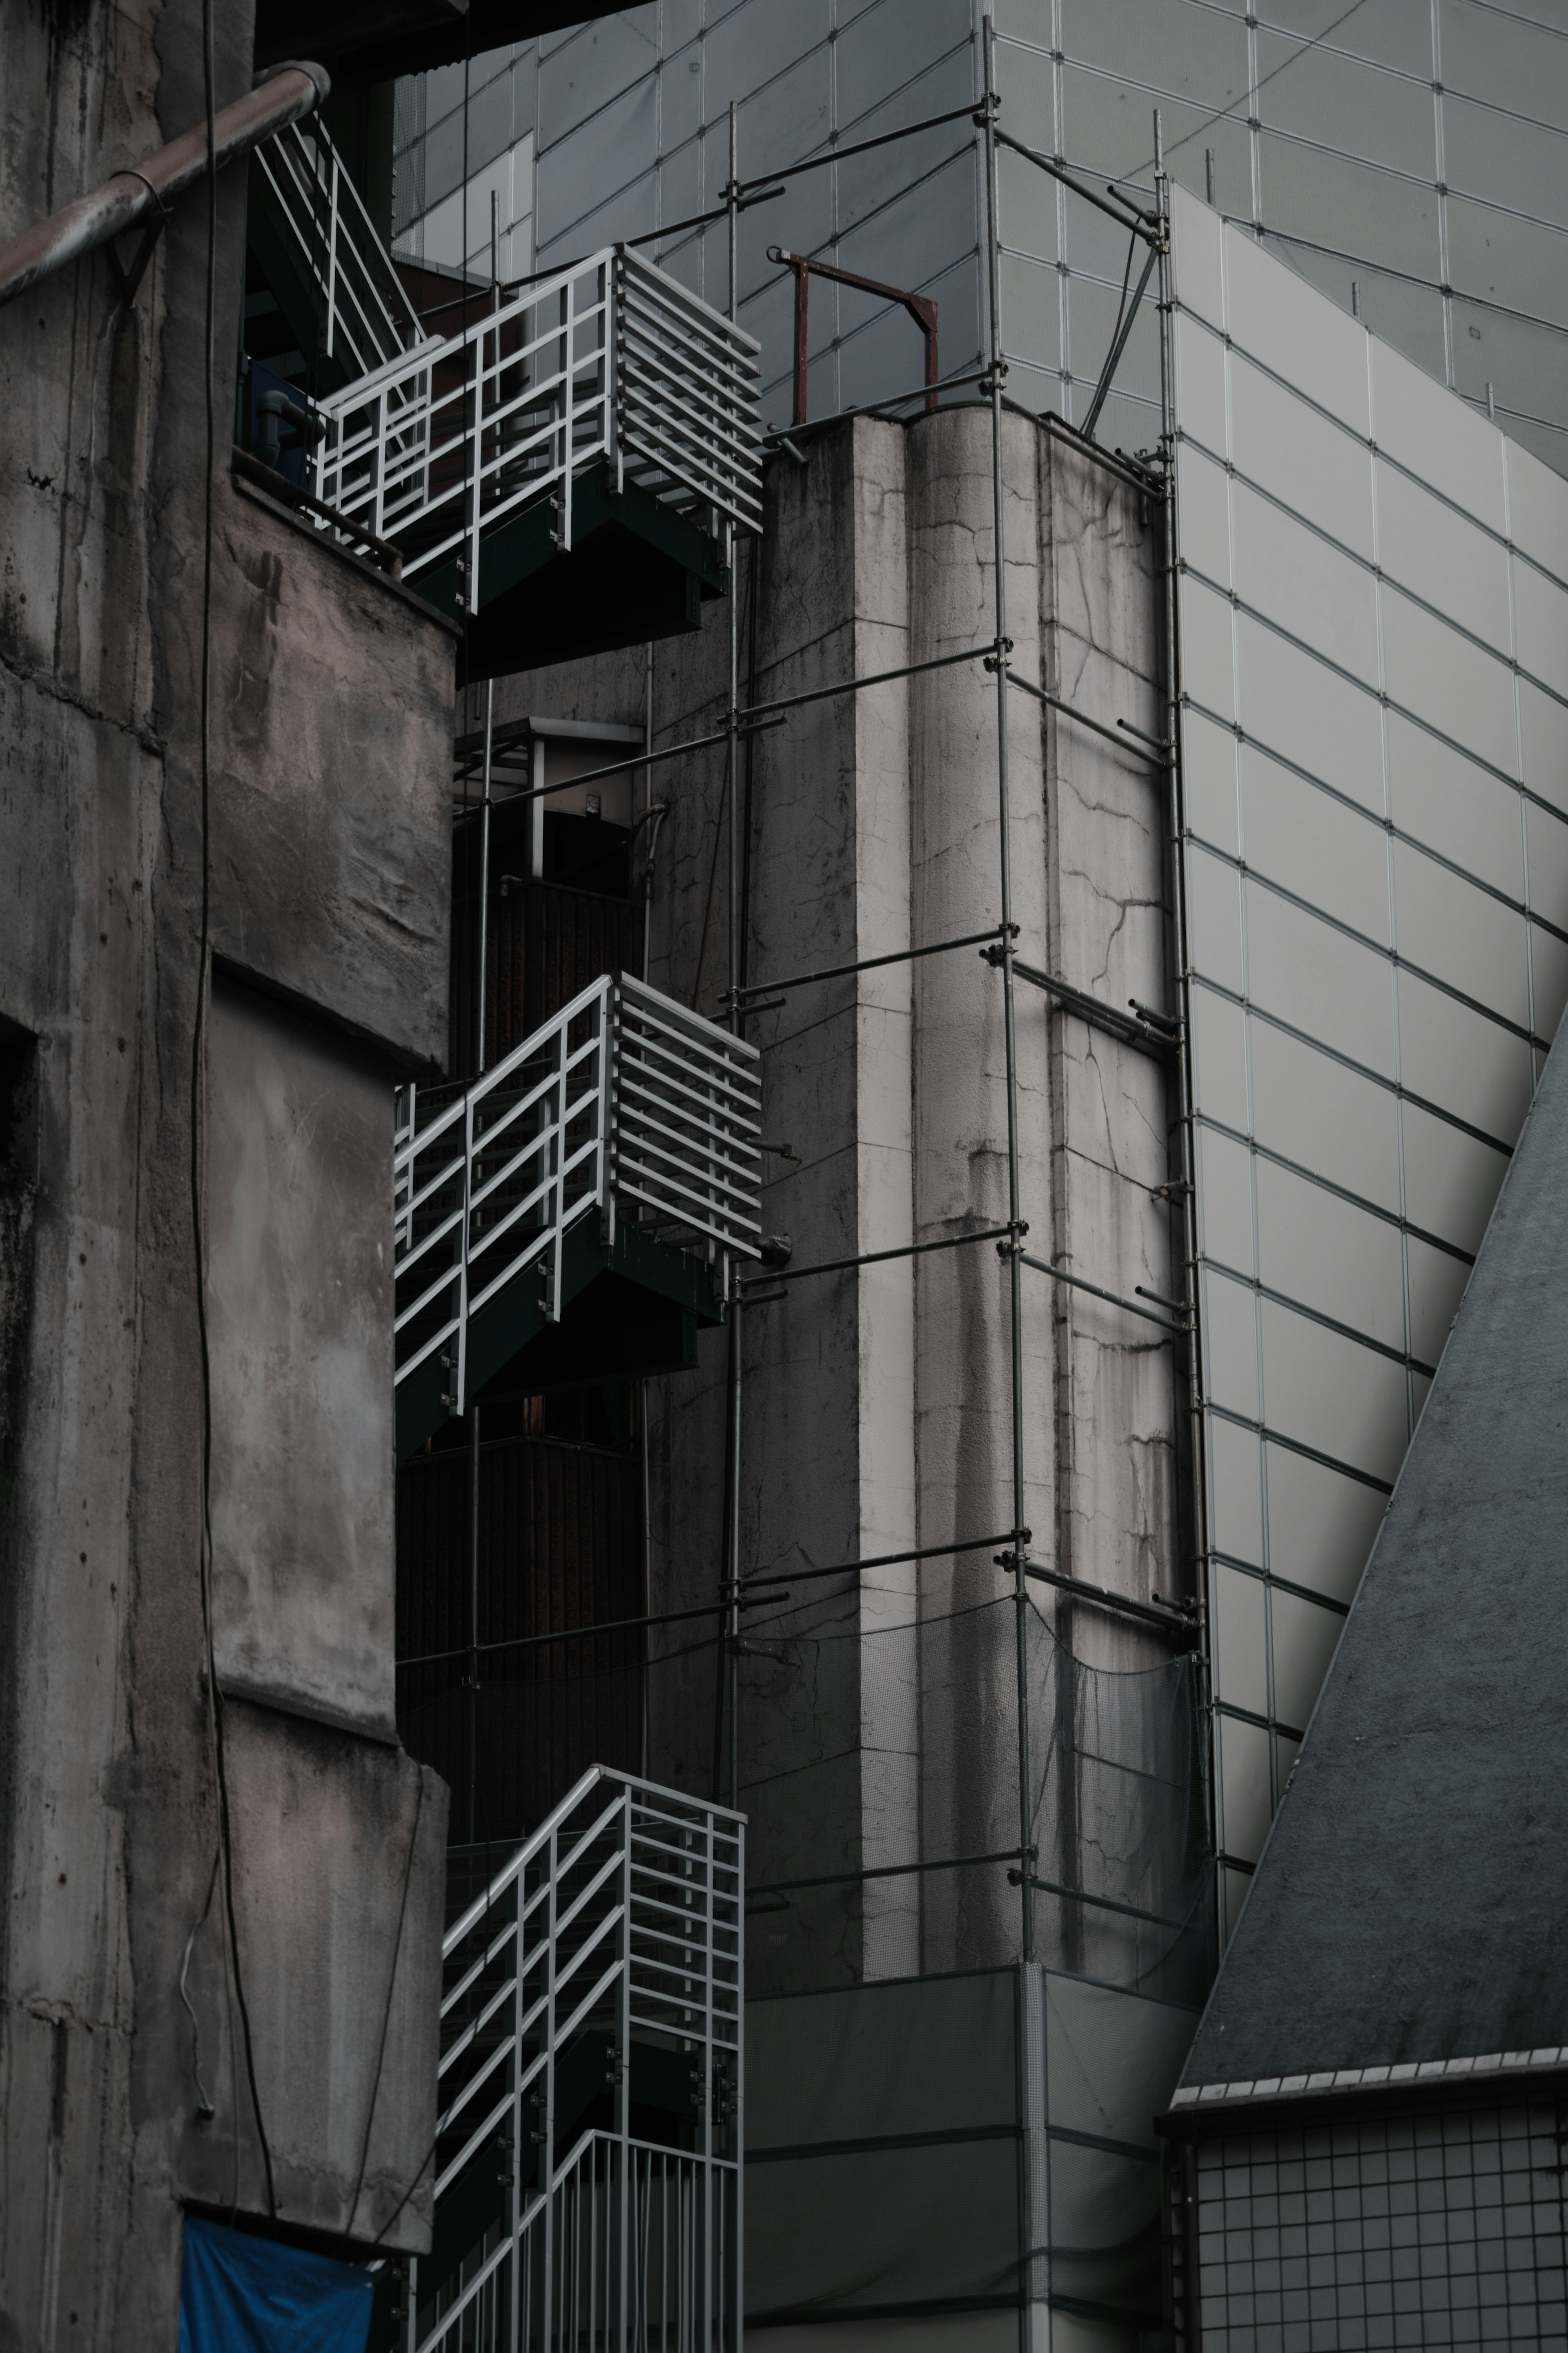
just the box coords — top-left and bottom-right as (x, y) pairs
(310, 243), (762, 597)
(408, 1768), (745, 2353)
(393, 972), (762, 1432)
(249, 112), (427, 385)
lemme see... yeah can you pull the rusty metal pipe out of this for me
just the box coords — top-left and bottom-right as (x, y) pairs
(0, 61), (330, 312)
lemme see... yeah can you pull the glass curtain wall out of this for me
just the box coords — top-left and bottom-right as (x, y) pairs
(393, 0), (1568, 474)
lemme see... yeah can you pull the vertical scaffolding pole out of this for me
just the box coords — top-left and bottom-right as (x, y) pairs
(724, 101), (744, 1813)
(1151, 116), (1218, 1958)
(978, 19), (1050, 2349)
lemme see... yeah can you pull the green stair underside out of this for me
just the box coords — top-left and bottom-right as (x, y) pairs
(414, 462), (729, 681)
(396, 1217), (724, 1463)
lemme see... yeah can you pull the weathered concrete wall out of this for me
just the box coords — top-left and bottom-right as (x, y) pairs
(506, 414), (1180, 2012)
(206, 979), (399, 1738)
(0, 0), (456, 2337)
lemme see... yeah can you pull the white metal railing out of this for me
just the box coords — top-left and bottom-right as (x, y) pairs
(394, 973), (761, 1418)
(311, 244), (761, 598)
(250, 113), (427, 382)
(409, 1768), (744, 2353)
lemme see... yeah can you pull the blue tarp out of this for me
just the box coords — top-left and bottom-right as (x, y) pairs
(177, 2216), (374, 2353)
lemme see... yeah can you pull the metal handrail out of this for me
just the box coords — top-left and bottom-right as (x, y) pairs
(312, 243), (761, 598)
(412, 1767), (744, 2353)
(249, 112), (423, 382)
(394, 972), (761, 1422)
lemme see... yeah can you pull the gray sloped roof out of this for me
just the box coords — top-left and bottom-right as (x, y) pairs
(1181, 1024), (1568, 2088)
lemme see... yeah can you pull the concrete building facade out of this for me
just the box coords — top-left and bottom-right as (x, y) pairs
(0, 3), (456, 2338)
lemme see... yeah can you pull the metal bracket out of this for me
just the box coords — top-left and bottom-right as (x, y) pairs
(104, 183), (167, 305)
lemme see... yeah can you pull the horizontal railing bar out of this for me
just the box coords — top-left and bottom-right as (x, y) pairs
(612, 1176), (760, 1250)
(439, 1915), (517, 2024)
(620, 967), (763, 1061)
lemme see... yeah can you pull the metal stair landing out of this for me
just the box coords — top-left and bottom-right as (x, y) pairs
(393, 972), (762, 1462)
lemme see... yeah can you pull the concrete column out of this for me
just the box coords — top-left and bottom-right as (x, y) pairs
(905, 405), (1054, 1973)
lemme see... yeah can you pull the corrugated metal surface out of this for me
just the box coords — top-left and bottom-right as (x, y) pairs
(396, 1429), (644, 1842)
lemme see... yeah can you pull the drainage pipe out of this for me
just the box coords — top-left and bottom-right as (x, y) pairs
(0, 61), (330, 312)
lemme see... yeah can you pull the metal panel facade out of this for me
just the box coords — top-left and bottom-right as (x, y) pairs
(1169, 183), (1568, 1936)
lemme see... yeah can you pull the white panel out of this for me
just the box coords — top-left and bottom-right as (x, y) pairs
(1173, 306), (1227, 451)
(1258, 1299), (1410, 1485)
(1369, 333), (1507, 534)
(1185, 843), (1245, 997)
(1233, 482), (1379, 687)
(1207, 1412), (1263, 1569)
(1531, 927), (1568, 1046)
(1187, 981), (1250, 1135)
(1505, 435), (1568, 579)
(1241, 745), (1390, 944)
(1203, 1267), (1261, 1423)
(1244, 886), (1396, 1076)
(1263, 1445), (1385, 1607)
(1399, 1101), (1511, 1254)
(1268, 1587), (1346, 1735)
(1169, 185), (1224, 331)
(1247, 1022), (1401, 1213)
(1213, 1563), (1268, 1717)
(1195, 1122), (1254, 1276)
(1176, 442), (1232, 592)
(1217, 1712), (1273, 1865)
(1184, 708), (1241, 860)
(1229, 350), (1374, 562)
(1517, 678), (1568, 819)
(1392, 841), (1530, 1028)
(1178, 573), (1236, 721)
(1253, 1159), (1405, 1354)
(1525, 801), (1568, 930)
(1386, 714), (1524, 900)
(1379, 586), (1518, 776)
(1233, 612), (1384, 813)
(1374, 458), (1511, 655)
(1394, 968), (1533, 1137)
(1512, 557), (1568, 689)
(1223, 219), (1370, 433)
(1405, 1236), (1471, 1372)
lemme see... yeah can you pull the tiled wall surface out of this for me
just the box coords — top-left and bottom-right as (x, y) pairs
(1194, 2104), (1568, 2350)
(394, 1), (1568, 475)
(1169, 185), (1568, 1937)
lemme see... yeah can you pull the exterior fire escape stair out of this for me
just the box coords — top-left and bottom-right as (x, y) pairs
(394, 971), (761, 1465)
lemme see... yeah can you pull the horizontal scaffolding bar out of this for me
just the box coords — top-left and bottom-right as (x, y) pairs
(738, 1223), (1012, 1289)
(740, 639), (995, 725)
(737, 104), (981, 197)
(1020, 1249), (1186, 1331)
(1022, 1559), (1197, 1637)
(732, 924), (1011, 1005)
(734, 1528), (1027, 1598)
(999, 950), (1173, 1054)
(991, 123), (1160, 242)
(1011, 1869), (1194, 1933)
(1007, 666), (1168, 762)
(396, 1586), (793, 1670)
(453, 714), (787, 816)
(747, 1846), (1035, 1901)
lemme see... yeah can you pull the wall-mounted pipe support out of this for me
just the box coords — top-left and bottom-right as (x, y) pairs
(0, 63), (330, 312)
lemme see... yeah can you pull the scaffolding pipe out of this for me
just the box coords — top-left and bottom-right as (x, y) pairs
(723, 99), (746, 1820)
(979, 26), (1050, 2348)
(1151, 113), (1221, 1980)
(0, 62), (330, 310)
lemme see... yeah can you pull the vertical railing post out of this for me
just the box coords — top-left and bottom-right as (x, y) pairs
(325, 144), (340, 360)
(509, 1855), (526, 2353)
(599, 979), (616, 1252)
(558, 280), (574, 554)
(616, 1786), (633, 2353)
(455, 1085), (475, 1416)
(610, 252), (624, 496)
